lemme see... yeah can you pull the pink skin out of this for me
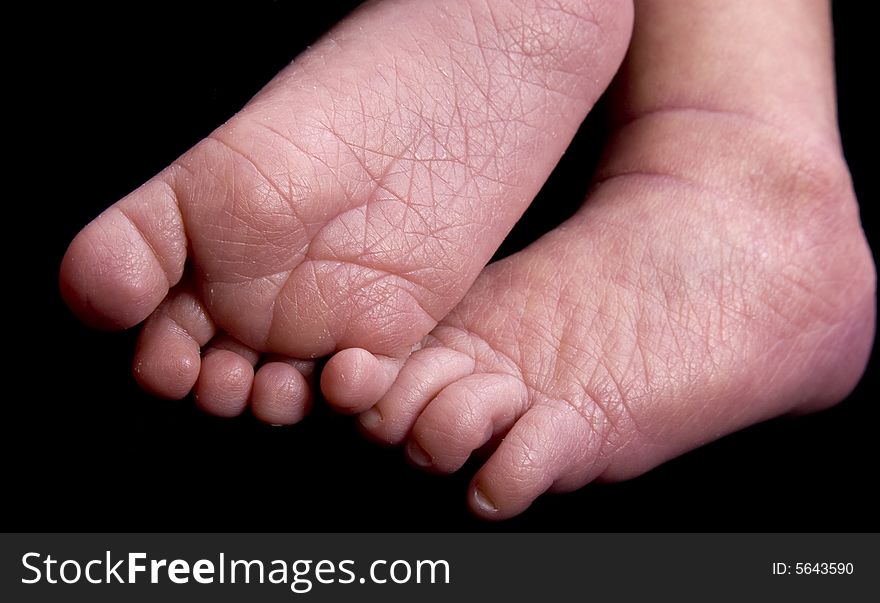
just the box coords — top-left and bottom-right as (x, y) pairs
(59, 0), (633, 419)
(58, 0), (873, 521)
(321, 0), (876, 519)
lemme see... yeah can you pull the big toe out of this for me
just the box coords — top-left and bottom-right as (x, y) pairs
(60, 178), (187, 329)
(469, 404), (601, 520)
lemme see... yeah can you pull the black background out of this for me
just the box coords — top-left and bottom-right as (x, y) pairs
(8, 1), (876, 531)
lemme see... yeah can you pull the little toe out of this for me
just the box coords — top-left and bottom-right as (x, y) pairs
(194, 345), (257, 418)
(408, 373), (529, 474)
(60, 178), (187, 330)
(361, 347), (476, 445)
(252, 360), (314, 425)
(469, 403), (601, 520)
(133, 284), (216, 399)
(321, 348), (402, 414)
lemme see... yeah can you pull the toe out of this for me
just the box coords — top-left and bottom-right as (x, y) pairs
(359, 346), (475, 445)
(469, 403), (602, 520)
(133, 284), (216, 399)
(60, 178), (187, 330)
(252, 360), (314, 425)
(194, 347), (256, 418)
(408, 373), (528, 473)
(321, 348), (402, 414)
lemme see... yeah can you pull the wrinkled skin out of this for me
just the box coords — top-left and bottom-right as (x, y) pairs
(60, 0), (874, 520)
(320, 0), (875, 518)
(60, 0), (632, 422)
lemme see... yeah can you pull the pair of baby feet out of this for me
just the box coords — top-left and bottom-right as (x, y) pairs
(60, 0), (874, 519)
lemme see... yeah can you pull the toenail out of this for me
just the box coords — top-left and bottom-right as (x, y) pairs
(472, 486), (497, 514)
(406, 440), (433, 468)
(359, 408), (383, 429)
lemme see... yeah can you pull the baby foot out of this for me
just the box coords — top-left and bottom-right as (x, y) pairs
(59, 0), (633, 411)
(322, 0), (875, 518)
